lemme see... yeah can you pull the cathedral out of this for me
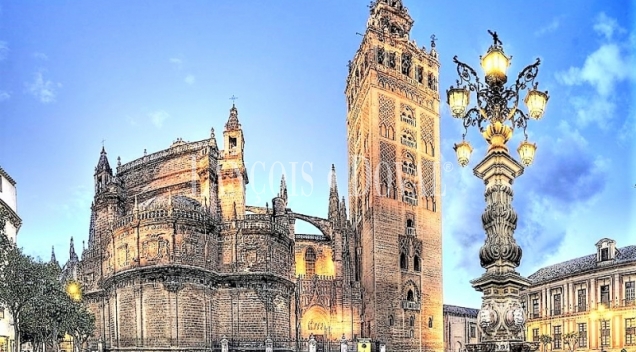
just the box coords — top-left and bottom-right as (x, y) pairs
(60, 1), (443, 351)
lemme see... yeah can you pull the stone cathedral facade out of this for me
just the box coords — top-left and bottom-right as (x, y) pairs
(64, 1), (443, 351)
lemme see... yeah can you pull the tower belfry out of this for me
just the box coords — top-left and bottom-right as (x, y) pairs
(345, 0), (443, 350)
(219, 104), (248, 220)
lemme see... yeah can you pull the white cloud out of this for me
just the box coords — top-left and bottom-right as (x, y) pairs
(148, 110), (170, 128)
(557, 44), (629, 97)
(555, 13), (634, 130)
(535, 17), (561, 37)
(33, 52), (49, 60)
(593, 12), (624, 40)
(26, 71), (61, 103)
(184, 74), (196, 85)
(0, 91), (9, 102)
(0, 41), (8, 61)
(169, 57), (183, 69)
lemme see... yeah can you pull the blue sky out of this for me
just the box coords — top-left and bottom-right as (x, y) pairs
(0, 1), (634, 309)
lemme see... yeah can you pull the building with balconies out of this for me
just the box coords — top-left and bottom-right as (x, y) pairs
(521, 238), (636, 352)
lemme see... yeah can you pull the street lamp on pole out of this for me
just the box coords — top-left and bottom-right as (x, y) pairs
(447, 31), (549, 352)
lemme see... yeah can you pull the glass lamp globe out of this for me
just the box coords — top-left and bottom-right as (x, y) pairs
(446, 86), (470, 118)
(517, 140), (537, 166)
(481, 46), (510, 84)
(453, 140), (473, 167)
(524, 88), (550, 120)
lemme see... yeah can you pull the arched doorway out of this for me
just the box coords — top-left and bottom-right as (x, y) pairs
(301, 305), (331, 344)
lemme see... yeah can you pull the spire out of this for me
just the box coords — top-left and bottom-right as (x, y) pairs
(340, 196), (347, 224)
(88, 203), (96, 248)
(51, 246), (58, 264)
(225, 104), (241, 131)
(209, 127), (218, 149)
(95, 146), (112, 176)
(69, 236), (79, 262)
(279, 174), (288, 202)
(328, 164), (340, 223)
(329, 164), (339, 197)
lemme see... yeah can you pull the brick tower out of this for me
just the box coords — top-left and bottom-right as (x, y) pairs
(344, 1), (443, 351)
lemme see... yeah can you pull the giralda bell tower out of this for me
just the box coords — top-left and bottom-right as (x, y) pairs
(345, 1), (443, 351)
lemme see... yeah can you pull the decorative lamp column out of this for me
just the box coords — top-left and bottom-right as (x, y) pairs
(446, 31), (549, 352)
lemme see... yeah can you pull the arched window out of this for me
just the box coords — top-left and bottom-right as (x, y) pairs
(401, 130), (416, 148)
(414, 255), (421, 272)
(380, 124), (386, 138)
(402, 152), (416, 175)
(401, 107), (416, 126)
(428, 316), (433, 328)
(406, 219), (414, 228)
(387, 126), (395, 140)
(400, 253), (408, 270)
(305, 247), (316, 276)
(401, 53), (411, 76)
(377, 47), (385, 65)
(407, 289), (414, 302)
(403, 182), (417, 206)
(409, 316), (415, 327)
(389, 315), (394, 326)
(380, 181), (388, 197)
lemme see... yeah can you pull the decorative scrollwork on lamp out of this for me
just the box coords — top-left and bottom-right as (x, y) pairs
(447, 31), (549, 167)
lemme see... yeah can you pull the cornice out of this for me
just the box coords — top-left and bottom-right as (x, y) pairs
(0, 198), (22, 230)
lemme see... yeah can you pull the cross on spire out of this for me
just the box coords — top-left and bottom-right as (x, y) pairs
(230, 95), (238, 107)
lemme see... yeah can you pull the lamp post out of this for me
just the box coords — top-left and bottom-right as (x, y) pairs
(447, 31), (549, 352)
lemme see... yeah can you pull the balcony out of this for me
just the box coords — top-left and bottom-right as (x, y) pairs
(532, 312), (540, 319)
(597, 301), (611, 310)
(406, 227), (416, 236)
(401, 137), (416, 149)
(403, 195), (417, 206)
(402, 165), (416, 175)
(401, 115), (416, 127)
(575, 304), (588, 313)
(623, 298), (636, 307)
(402, 300), (421, 310)
(551, 308), (562, 316)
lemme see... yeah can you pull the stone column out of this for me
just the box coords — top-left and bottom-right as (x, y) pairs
(590, 278), (596, 310)
(613, 273), (620, 307)
(464, 127), (539, 352)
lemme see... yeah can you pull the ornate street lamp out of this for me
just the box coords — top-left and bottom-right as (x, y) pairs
(447, 31), (548, 167)
(447, 31), (549, 352)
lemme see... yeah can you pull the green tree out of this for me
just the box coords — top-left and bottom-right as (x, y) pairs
(0, 246), (50, 352)
(539, 334), (552, 352)
(563, 331), (579, 352)
(63, 302), (96, 352)
(19, 269), (69, 352)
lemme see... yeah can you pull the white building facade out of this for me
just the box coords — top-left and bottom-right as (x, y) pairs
(0, 166), (21, 352)
(522, 238), (636, 352)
